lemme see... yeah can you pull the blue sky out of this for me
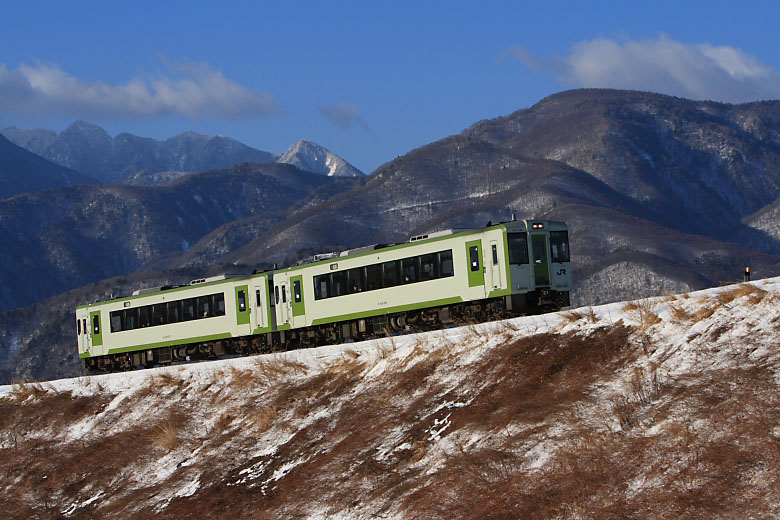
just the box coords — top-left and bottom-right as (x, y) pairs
(3, 1), (780, 173)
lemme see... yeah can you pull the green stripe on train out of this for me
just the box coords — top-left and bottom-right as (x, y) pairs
(105, 332), (233, 355)
(310, 296), (464, 326)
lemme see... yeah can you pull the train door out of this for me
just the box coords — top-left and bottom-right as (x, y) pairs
(77, 311), (89, 355)
(530, 233), (551, 286)
(252, 281), (268, 331)
(235, 285), (251, 336)
(276, 279), (291, 328)
(290, 275), (306, 328)
(487, 239), (502, 291)
(466, 239), (486, 300)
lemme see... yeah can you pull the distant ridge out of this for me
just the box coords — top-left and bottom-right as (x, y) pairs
(1, 123), (363, 184)
(1, 122), (276, 184)
(0, 133), (99, 200)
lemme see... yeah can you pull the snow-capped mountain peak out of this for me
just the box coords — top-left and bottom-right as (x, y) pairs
(278, 139), (363, 177)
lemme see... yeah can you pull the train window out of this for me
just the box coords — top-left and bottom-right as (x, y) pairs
(347, 268), (364, 293)
(110, 312), (123, 333)
(93, 315), (100, 335)
(492, 244), (499, 265)
(216, 293), (226, 316)
(314, 274), (328, 300)
(293, 280), (302, 302)
(439, 250), (454, 277)
(365, 264), (382, 291)
(183, 298), (197, 321)
(401, 257), (418, 283)
(238, 290), (247, 312)
(420, 254), (436, 281)
(282, 285), (287, 303)
(256, 289), (262, 307)
(532, 236), (547, 263)
(139, 306), (151, 327)
(469, 246), (480, 272)
(77, 318), (82, 335)
(275, 286), (280, 305)
(508, 233), (529, 265)
(83, 318), (87, 336)
(198, 296), (212, 318)
(332, 271), (347, 296)
(549, 231), (570, 263)
(125, 308), (138, 330)
(382, 261), (398, 288)
(167, 301), (182, 323)
(153, 304), (167, 326)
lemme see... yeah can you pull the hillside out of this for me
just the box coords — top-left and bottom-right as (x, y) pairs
(0, 163), (336, 312)
(2, 278), (779, 518)
(0, 134), (98, 200)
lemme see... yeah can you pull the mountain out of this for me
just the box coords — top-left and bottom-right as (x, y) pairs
(278, 139), (363, 177)
(2, 123), (364, 185)
(465, 89), (780, 248)
(0, 133), (99, 199)
(1, 122), (277, 184)
(206, 89), (780, 307)
(0, 163), (338, 312)
(2, 279), (780, 518)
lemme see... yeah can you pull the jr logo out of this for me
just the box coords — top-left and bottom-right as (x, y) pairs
(557, 269), (567, 276)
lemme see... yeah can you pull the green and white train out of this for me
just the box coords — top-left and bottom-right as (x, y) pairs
(76, 218), (572, 372)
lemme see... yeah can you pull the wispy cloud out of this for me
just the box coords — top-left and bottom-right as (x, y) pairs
(502, 35), (780, 103)
(0, 61), (280, 119)
(317, 102), (370, 131)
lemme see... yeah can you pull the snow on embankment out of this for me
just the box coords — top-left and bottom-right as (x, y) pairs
(1, 278), (780, 519)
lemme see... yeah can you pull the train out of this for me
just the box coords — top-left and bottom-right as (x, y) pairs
(76, 218), (572, 372)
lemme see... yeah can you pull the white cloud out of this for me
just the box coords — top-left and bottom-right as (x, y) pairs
(503, 36), (780, 103)
(317, 102), (370, 131)
(0, 61), (280, 119)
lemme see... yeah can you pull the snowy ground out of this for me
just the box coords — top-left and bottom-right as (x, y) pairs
(2, 277), (780, 519)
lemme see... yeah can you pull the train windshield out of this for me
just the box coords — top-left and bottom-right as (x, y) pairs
(549, 231), (570, 263)
(508, 233), (529, 265)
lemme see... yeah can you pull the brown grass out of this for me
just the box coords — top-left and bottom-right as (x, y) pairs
(252, 406), (278, 433)
(669, 302), (692, 322)
(9, 381), (54, 402)
(135, 371), (186, 398)
(254, 355), (309, 381)
(146, 419), (179, 452)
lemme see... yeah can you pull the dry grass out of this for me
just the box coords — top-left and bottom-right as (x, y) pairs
(716, 283), (768, 306)
(252, 406), (278, 433)
(227, 366), (256, 391)
(623, 300), (662, 331)
(254, 355), (309, 381)
(209, 411), (235, 437)
(9, 381), (54, 402)
(135, 371), (186, 399)
(669, 302), (692, 322)
(323, 355), (366, 379)
(561, 310), (584, 323)
(145, 420), (179, 452)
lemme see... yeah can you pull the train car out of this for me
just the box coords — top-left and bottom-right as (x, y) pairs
(76, 273), (273, 371)
(76, 218), (571, 372)
(268, 219), (571, 346)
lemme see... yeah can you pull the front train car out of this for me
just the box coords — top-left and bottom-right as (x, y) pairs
(503, 219), (571, 312)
